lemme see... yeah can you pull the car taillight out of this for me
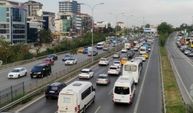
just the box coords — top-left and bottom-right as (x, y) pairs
(75, 105), (80, 113)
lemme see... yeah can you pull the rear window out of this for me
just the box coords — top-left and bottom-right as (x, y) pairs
(124, 65), (137, 72)
(110, 67), (117, 69)
(48, 86), (58, 91)
(114, 87), (130, 95)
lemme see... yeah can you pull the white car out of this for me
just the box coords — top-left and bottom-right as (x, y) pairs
(121, 48), (127, 53)
(98, 58), (109, 66)
(113, 60), (121, 68)
(64, 57), (77, 65)
(8, 67), (27, 79)
(108, 65), (121, 75)
(78, 68), (94, 79)
(113, 53), (120, 58)
(96, 74), (110, 85)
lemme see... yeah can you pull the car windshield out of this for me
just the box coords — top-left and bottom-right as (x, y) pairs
(114, 61), (120, 64)
(114, 86), (130, 95)
(100, 58), (106, 61)
(48, 86), (58, 91)
(98, 76), (107, 79)
(11, 69), (20, 72)
(32, 66), (43, 72)
(124, 65), (137, 72)
(110, 67), (117, 69)
(81, 70), (89, 73)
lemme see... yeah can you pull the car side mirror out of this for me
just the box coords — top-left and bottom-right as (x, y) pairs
(93, 88), (96, 91)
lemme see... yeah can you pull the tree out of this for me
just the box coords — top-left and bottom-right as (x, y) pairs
(38, 29), (53, 44)
(157, 22), (173, 47)
(157, 22), (173, 35)
(145, 24), (150, 28)
(0, 39), (12, 63)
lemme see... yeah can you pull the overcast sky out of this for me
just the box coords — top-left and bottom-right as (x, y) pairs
(17, 0), (193, 27)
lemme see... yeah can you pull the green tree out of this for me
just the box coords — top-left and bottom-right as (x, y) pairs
(157, 22), (173, 46)
(145, 24), (150, 28)
(157, 22), (173, 35)
(0, 39), (12, 63)
(38, 29), (53, 44)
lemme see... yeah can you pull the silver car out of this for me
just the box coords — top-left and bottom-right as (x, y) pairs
(96, 74), (110, 85)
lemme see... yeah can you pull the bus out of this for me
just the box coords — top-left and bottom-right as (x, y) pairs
(122, 59), (143, 84)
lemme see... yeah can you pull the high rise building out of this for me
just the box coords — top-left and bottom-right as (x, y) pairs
(59, 0), (80, 14)
(43, 11), (55, 32)
(22, 0), (44, 43)
(22, 0), (43, 20)
(0, 0), (27, 44)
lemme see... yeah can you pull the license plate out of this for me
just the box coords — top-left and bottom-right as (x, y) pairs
(49, 91), (55, 93)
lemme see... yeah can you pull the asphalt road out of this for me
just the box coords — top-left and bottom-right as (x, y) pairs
(15, 39), (162, 113)
(0, 47), (106, 91)
(167, 34), (193, 104)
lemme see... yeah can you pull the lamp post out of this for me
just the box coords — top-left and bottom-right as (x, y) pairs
(82, 3), (104, 63)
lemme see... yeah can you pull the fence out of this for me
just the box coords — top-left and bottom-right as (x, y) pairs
(0, 44), (123, 108)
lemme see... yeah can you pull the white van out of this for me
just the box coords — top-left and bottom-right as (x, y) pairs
(113, 76), (135, 104)
(57, 81), (95, 113)
(96, 42), (105, 49)
(122, 59), (142, 84)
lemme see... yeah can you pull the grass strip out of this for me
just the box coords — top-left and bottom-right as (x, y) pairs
(160, 46), (186, 113)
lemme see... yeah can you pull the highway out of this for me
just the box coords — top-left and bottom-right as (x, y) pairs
(167, 34), (193, 104)
(13, 39), (162, 113)
(0, 47), (106, 91)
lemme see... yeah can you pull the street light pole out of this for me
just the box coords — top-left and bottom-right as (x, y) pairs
(82, 3), (104, 63)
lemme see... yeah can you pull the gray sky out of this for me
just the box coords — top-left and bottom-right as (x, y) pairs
(17, 0), (193, 27)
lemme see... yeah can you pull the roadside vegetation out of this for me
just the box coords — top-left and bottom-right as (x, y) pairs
(0, 32), (107, 64)
(158, 22), (187, 113)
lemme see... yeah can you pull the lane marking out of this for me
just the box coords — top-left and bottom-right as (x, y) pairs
(94, 106), (101, 113)
(133, 40), (155, 113)
(108, 89), (113, 95)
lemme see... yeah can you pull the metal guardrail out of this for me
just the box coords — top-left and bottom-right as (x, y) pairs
(0, 44), (123, 112)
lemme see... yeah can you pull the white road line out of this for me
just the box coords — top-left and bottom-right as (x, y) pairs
(108, 89), (113, 95)
(133, 42), (155, 113)
(15, 75), (78, 113)
(94, 106), (101, 113)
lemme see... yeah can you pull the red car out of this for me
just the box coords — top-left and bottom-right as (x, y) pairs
(42, 58), (54, 65)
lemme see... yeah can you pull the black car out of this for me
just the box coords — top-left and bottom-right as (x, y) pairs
(47, 54), (58, 60)
(45, 82), (66, 99)
(30, 63), (51, 78)
(127, 50), (135, 59)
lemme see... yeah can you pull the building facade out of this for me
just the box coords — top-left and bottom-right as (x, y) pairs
(43, 11), (55, 32)
(59, 0), (80, 14)
(0, 0), (27, 44)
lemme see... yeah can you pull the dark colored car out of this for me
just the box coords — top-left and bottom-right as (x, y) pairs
(83, 48), (88, 54)
(47, 54), (58, 60)
(62, 54), (72, 61)
(45, 82), (66, 99)
(30, 63), (51, 78)
(127, 50), (135, 59)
